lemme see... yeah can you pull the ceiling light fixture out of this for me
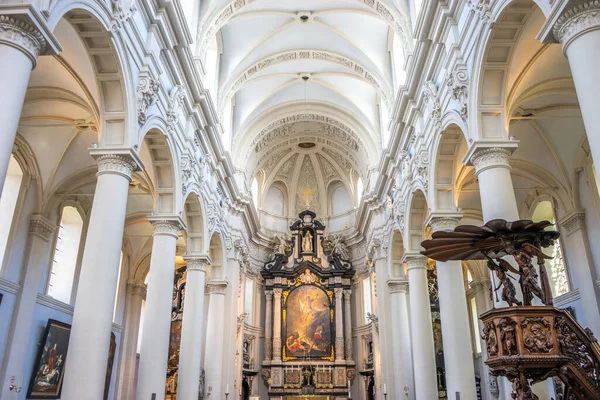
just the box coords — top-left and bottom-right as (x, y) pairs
(300, 15), (309, 22)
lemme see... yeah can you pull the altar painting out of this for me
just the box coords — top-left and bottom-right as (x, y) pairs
(284, 285), (333, 359)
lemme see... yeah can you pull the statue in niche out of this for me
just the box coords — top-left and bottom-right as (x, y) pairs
(302, 230), (313, 253)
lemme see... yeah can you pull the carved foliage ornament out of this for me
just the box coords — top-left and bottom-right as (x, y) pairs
(423, 81), (441, 130)
(137, 75), (160, 125)
(470, 147), (511, 175)
(0, 15), (47, 61)
(29, 216), (57, 241)
(150, 220), (182, 237)
(467, 0), (492, 23)
(111, 0), (137, 32)
(167, 85), (186, 136)
(446, 66), (469, 119)
(553, 1), (600, 47)
(96, 154), (138, 180)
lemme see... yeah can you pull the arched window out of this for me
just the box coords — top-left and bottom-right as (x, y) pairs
(264, 185), (285, 216)
(113, 251), (124, 322)
(47, 206), (84, 304)
(0, 155), (23, 270)
(532, 201), (569, 297)
(244, 277), (254, 324)
(329, 182), (352, 215)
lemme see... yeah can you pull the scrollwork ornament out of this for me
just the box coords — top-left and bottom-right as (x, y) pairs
(446, 66), (469, 119)
(110, 0), (137, 32)
(137, 76), (160, 125)
(0, 15), (47, 64)
(554, 1), (600, 50)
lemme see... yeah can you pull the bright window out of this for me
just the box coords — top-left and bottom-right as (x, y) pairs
(363, 276), (372, 324)
(244, 278), (254, 323)
(137, 299), (146, 353)
(251, 177), (259, 208)
(532, 201), (569, 297)
(356, 178), (364, 205)
(0, 155), (23, 269)
(47, 206), (84, 304)
(470, 297), (481, 353)
(113, 251), (124, 322)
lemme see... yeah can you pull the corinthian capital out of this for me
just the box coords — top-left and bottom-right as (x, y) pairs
(0, 15), (46, 63)
(29, 215), (56, 241)
(149, 217), (183, 238)
(403, 254), (428, 271)
(205, 280), (228, 295)
(554, 1), (600, 50)
(425, 212), (463, 233)
(184, 255), (211, 272)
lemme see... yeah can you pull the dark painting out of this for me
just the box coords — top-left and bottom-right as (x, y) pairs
(27, 319), (71, 399)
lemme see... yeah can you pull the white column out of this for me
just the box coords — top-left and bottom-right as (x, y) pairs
(117, 280), (146, 400)
(204, 280), (229, 397)
(427, 215), (477, 400)
(559, 210), (600, 335)
(272, 288), (283, 362)
(264, 290), (273, 362)
(62, 153), (139, 400)
(177, 256), (209, 399)
(0, 13), (54, 198)
(335, 287), (345, 361)
(467, 146), (519, 221)
(404, 254), (438, 400)
(0, 216), (56, 398)
(554, 2), (600, 176)
(343, 290), (354, 362)
(387, 280), (414, 400)
(136, 218), (182, 400)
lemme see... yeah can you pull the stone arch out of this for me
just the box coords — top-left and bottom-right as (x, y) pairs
(406, 189), (428, 252)
(183, 192), (206, 256)
(207, 232), (225, 279)
(139, 124), (180, 216)
(12, 133), (43, 211)
(469, 0), (546, 142)
(46, 4), (137, 147)
(429, 124), (469, 212)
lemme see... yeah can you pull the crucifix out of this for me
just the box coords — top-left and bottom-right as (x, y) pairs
(301, 187), (312, 206)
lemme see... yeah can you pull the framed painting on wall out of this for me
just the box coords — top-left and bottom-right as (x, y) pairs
(27, 319), (72, 399)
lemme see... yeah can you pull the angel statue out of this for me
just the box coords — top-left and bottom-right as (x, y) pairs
(488, 258), (521, 307)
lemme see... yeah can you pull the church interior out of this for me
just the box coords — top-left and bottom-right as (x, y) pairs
(1, 0), (600, 399)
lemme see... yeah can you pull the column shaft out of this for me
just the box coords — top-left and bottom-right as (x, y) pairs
(388, 281), (413, 400)
(117, 281), (145, 400)
(335, 288), (345, 361)
(204, 281), (228, 397)
(555, 3), (600, 176)
(428, 215), (477, 399)
(177, 257), (209, 399)
(0, 216), (55, 398)
(272, 288), (282, 361)
(136, 219), (181, 400)
(264, 291), (273, 361)
(343, 290), (353, 362)
(559, 211), (600, 335)
(406, 255), (438, 400)
(62, 154), (137, 400)
(0, 15), (41, 197)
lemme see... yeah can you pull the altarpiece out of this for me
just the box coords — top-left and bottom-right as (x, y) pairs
(261, 209), (355, 399)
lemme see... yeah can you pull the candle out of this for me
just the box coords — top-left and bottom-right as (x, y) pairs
(383, 383), (387, 394)
(225, 384), (229, 394)
(348, 379), (350, 389)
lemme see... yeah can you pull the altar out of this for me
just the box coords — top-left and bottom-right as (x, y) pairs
(261, 209), (355, 399)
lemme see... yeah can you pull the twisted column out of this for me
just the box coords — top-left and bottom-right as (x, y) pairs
(177, 256), (210, 399)
(63, 153), (139, 399)
(405, 254), (437, 400)
(428, 214), (477, 400)
(137, 218), (183, 400)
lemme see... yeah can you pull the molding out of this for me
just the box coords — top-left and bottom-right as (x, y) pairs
(0, 277), (21, 294)
(36, 293), (74, 315)
(559, 209), (586, 237)
(553, 289), (580, 307)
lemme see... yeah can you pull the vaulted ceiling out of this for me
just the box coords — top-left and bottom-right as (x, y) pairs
(195, 0), (412, 178)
